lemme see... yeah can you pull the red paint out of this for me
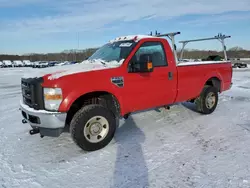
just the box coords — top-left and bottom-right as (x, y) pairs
(42, 37), (232, 116)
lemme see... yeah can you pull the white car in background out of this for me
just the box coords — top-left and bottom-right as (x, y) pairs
(55, 61), (70, 66)
(13, 60), (24, 67)
(33, 61), (40, 68)
(0, 61), (3, 68)
(23, 60), (33, 67)
(3, 60), (13, 67)
(37, 61), (49, 68)
(32, 61), (48, 68)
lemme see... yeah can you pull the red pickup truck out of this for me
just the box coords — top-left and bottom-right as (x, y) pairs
(20, 32), (232, 151)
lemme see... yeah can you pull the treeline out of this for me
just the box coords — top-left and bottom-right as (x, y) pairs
(0, 48), (98, 62)
(0, 47), (249, 62)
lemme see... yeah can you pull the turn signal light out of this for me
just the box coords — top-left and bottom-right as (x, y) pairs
(44, 94), (62, 100)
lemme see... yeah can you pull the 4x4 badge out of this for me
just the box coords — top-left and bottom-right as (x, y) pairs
(111, 77), (124, 88)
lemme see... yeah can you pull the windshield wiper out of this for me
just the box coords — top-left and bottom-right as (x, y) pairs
(100, 60), (105, 65)
(99, 60), (107, 66)
(90, 59), (107, 66)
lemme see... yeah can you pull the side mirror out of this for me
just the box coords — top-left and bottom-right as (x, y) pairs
(141, 61), (154, 72)
(130, 61), (154, 73)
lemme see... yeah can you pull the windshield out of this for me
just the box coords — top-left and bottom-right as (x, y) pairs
(88, 40), (136, 63)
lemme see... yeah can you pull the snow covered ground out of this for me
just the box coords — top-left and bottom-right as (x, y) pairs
(0, 67), (250, 188)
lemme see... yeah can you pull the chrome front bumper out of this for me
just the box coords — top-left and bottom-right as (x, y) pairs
(19, 100), (67, 137)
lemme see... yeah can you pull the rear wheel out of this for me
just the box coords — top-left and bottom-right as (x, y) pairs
(70, 104), (117, 151)
(195, 86), (218, 114)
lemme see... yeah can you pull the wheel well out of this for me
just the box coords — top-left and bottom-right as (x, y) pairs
(65, 92), (120, 126)
(205, 77), (221, 92)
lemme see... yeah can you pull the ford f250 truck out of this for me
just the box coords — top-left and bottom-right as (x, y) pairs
(20, 32), (233, 151)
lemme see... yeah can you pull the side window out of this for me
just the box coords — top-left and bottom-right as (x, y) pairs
(129, 41), (168, 69)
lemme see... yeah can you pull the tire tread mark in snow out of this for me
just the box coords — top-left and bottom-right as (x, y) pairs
(238, 123), (250, 132)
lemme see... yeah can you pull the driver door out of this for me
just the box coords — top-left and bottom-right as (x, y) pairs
(122, 41), (177, 113)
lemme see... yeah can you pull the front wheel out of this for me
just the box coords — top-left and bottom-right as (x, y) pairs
(70, 104), (117, 151)
(195, 86), (218, 114)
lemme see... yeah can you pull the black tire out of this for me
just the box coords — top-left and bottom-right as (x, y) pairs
(70, 104), (117, 151)
(195, 86), (218, 114)
(240, 64), (247, 68)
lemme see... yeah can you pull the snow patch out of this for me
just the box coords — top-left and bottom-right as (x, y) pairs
(177, 61), (230, 66)
(22, 59), (124, 80)
(109, 35), (155, 43)
(1, 67), (250, 188)
(119, 42), (133, 47)
(243, 180), (249, 184)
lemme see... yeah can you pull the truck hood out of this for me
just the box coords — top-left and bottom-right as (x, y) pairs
(22, 59), (124, 80)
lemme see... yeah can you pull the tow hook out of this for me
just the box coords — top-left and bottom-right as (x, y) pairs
(22, 119), (27, 124)
(164, 106), (170, 110)
(123, 113), (131, 120)
(29, 128), (40, 135)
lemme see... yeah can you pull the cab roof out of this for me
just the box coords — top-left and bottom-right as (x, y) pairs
(109, 35), (158, 43)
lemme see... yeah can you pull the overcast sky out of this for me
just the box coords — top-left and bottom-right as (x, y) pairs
(1, 0), (250, 54)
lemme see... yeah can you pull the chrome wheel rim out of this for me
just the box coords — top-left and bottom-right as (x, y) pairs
(206, 92), (216, 109)
(83, 116), (109, 143)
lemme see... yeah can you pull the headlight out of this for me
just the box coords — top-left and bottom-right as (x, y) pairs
(44, 88), (63, 111)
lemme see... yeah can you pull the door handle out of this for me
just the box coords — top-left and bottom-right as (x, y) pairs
(168, 72), (173, 80)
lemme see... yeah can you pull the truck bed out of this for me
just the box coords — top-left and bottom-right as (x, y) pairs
(175, 60), (232, 102)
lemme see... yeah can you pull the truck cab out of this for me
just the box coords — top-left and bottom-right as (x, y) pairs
(20, 32), (232, 151)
